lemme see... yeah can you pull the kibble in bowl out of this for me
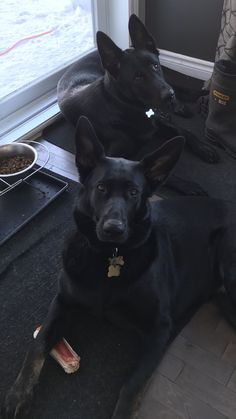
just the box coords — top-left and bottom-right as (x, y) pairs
(0, 143), (37, 177)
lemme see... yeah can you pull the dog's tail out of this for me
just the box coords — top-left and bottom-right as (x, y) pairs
(215, 289), (236, 329)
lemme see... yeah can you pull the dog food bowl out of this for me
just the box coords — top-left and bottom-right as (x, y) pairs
(0, 143), (38, 178)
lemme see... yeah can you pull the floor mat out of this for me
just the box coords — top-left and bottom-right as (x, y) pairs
(43, 117), (76, 154)
(0, 173), (140, 419)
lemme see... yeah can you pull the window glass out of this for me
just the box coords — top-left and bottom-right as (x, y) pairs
(0, 0), (94, 102)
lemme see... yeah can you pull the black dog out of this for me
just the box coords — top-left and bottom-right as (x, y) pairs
(2, 116), (236, 419)
(58, 14), (219, 195)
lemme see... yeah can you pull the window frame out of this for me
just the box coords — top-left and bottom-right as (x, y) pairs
(0, 0), (144, 145)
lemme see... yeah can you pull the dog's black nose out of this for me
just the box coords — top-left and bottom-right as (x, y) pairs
(103, 219), (125, 236)
(169, 88), (175, 102)
(161, 88), (175, 103)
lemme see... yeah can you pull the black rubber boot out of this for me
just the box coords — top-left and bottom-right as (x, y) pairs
(205, 60), (236, 157)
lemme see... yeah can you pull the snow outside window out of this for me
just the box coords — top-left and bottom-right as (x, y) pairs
(0, 0), (135, 144)
(0, 0), (94, 102)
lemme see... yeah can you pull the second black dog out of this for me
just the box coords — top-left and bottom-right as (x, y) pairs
(58, 14), (219, 195)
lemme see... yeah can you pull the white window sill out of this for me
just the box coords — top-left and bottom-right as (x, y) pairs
(0, 91), (61, 146)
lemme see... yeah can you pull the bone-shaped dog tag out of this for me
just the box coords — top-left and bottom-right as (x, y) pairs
(107, 255), (124, 278)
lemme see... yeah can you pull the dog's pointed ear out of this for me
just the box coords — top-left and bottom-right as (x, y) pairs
(140, 137), (185, 190)
(96, 31), (123, 78)
(75, 116), (105, 183)
(129, 14), (157, 52)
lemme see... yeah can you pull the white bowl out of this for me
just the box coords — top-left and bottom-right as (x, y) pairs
(0, 143), (38, 178)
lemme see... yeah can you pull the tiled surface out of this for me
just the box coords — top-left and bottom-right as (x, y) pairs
(139, 304), (236, 419)
(42, 140), (236, 419)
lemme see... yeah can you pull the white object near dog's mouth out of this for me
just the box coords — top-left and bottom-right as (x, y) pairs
(146, 108), (155, 118)
(146, 107), (171, 120)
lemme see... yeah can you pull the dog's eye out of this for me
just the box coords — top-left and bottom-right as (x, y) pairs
(152, 63), (160, 71)
(97, 183), (106, 192)
(129, 188), (139, 196)
(134, 72), (144, 81)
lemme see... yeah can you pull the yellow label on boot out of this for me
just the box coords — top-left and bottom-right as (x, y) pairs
(213, 90), (230, 101)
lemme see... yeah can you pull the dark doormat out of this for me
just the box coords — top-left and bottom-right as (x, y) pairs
(0, 173), (140, 419)
(43, 117), (76, 154)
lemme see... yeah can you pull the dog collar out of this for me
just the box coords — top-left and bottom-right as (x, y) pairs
(107, 247), (124, 278)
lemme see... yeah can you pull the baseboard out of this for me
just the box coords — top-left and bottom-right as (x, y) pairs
(159, 49), (214, 81)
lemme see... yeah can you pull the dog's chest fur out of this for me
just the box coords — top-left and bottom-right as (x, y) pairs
(74, 81), (156, 131)
(63, 232), (159, 325)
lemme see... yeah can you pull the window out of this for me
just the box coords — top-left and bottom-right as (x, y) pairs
(0, 0), (96, 141)
(0, 0), (94, 102)
(0, 0), (142, 144)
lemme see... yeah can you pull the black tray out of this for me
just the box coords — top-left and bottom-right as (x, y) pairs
(0, 170), (68, 246)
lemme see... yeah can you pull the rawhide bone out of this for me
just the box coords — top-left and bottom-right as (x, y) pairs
(33, 326), (80, 374)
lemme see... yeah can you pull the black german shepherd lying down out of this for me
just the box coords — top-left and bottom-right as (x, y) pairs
(2, 117), (236, 419)
(57, 14), (219, 196)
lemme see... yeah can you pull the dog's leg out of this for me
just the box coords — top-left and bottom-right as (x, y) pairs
(216, 226), (236, 327)
(111, 316), (172, 419)
(164, 174), (208, 196)
(1, 293), (71, 419)
(155, 116), (220, 163)
(173, 101), (193, 118)
(180, 127), (220, 163)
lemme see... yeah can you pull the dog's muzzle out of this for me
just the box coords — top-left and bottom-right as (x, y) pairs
(162, 87), (175, 103)
(155, 87), (176, 115)
(163, 88), (176, 108)
(103, 219), (125, 235)
(169, 88), (176, 103)
(100, 219), (127, 243)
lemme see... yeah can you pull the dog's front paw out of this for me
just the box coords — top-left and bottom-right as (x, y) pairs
(166, 177), (208, 196)
(174, 103), (193, 118)
(180, 181), (208, 197)
(111, 389), (131, 419)
(197, 143), (220, 164)
(1, 387), (33, 419)
(111, 387), (140, 419)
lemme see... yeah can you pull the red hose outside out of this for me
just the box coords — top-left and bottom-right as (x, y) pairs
(0, 27), (57, 57)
